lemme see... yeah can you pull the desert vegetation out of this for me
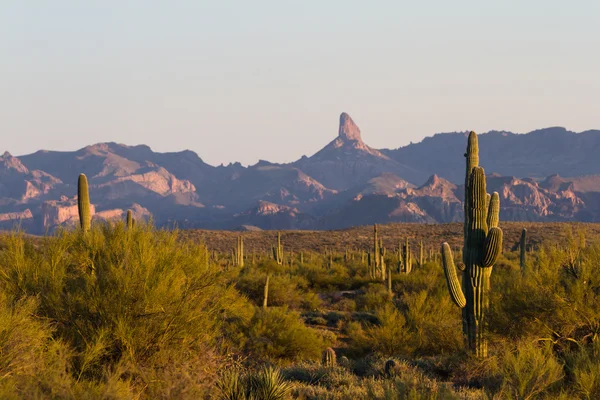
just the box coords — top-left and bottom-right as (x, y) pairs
(2, 133), (600, 399)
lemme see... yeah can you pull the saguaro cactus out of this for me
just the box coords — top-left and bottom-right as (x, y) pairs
(263, 274), (270, 308)
(520, 228), (527, 272)
(78, 173), (91, 233)
(126, 210), (133, 230)
(403, 238), (412, 274)
(272, 232), (284, 265)
(441, 131), (503, 358)
(322, 347), (336, 367)
(373, 224), (380, 269)
(235, 236), (245, 267)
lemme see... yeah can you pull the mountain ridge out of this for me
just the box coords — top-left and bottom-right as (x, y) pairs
(3, 113), (600, 233)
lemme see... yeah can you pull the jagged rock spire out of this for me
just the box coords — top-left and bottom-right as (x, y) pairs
(338, 112), (362, 142)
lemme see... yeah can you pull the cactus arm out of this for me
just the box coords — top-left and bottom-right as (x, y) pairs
(487, 192), (500, 228)
(442, 243), (467, 308)
(482, 227), (503, 268)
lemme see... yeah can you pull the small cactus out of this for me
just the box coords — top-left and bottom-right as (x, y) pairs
(321, 347), (336, 367)
(77, 173), (91, 233)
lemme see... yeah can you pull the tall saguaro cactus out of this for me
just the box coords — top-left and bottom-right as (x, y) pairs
(78, 173), (91, 233)
(441, 131), (503, 358)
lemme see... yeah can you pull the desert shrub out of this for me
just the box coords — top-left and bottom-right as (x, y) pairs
(348, 304), (410, 357)
(355, 284), (389, 311)
(236, 267), (307, 308)
(398, 290), (462, 355)
(332, 298), (357, 312)
(0, 224), (250, 397)
(500, 340), (564, 400)
(563, 340), (600, 399)
(245, 307), (333, 362)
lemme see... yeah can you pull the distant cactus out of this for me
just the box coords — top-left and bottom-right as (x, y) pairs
(373, 224), (380, 270)
(403, 238), (412, 274)
(441, 131), (503, 358)
(379, 238), (386, 280)
(235, 236), (244, 267)
(520, 228), (527, 272)
(263, 274), (270, 308)
(77, 173), (91, 233)
(321, 347), (336, 367)
(419, 240), (424, 266)
(272, 232), (284, 265)
(126, 210), (133, 230)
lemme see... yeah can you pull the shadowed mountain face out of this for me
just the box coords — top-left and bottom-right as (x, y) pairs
(3, 113), (600, 233)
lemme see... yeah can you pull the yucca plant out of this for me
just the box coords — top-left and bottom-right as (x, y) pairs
(251, 366), (291, 400)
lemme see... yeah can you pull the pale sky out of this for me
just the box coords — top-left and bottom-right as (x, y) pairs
(1, 1), (599, 166)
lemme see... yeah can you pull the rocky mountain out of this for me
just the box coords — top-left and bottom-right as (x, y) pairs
(2, 113), (600, 233)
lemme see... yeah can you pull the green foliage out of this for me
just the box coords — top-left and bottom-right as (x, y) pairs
(501, 340), (564, 400)
(0, 224), (250, 397)
(245, 307), (332, 362)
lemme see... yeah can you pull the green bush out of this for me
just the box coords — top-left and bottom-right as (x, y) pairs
(245, 307), (333, 362)
(501, 340), (564, 400)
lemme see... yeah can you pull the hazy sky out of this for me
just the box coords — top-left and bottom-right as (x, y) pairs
(1, 1), (599, 166)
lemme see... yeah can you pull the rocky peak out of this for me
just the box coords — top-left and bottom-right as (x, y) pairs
(0, 152), (29, 174)
(338, 112), (362, 142)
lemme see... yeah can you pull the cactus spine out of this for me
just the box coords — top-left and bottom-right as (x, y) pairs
(321, 347), (336, 367)
(77, 173), (91, 233)
(520, 228), (527, 272)
(441, 131), (503, 358)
